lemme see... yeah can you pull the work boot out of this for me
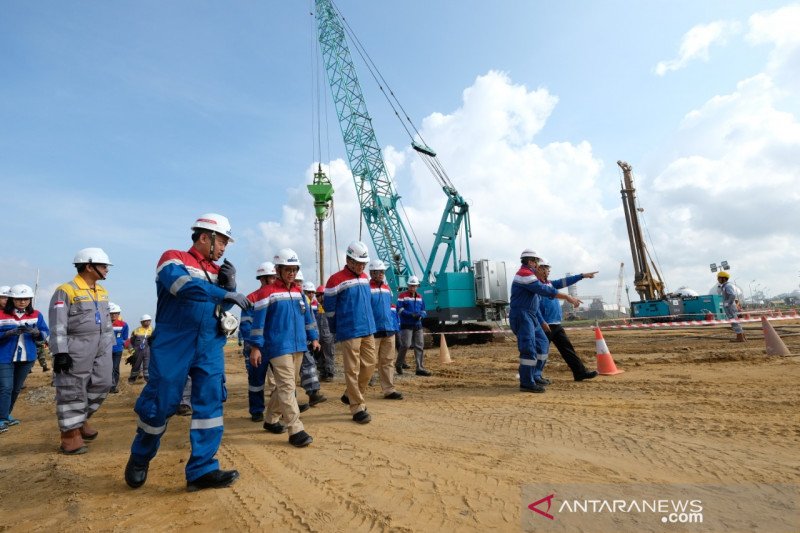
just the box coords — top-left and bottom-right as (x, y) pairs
(415, 369), (431, 377)
(42, 364), (49, 372)
(80, 421), (98, 441)
(395, 364), (403, 375)
(383, 391), (404, 400)
(263, 421), (286, 434)
(352, 410), (371, 424)
(575, 370), (598, 382)
(250, 412), (264, 422)
(124, 456), (149, 489)
(519, 384), (546, 394)
(401, 363), (411, 369)
(186, 469), (240, 492)
(177, 404), (192, 416)
(732, 333), (747, 343)
(534, 376), (551, 385)
(340, 394), (350, 405)
(59, 429), (88, 455)
(308, 391), (327, 406)
(298, 403), (310, 413)
(110, 387), (119, 394)
(288, 430), (313, 448)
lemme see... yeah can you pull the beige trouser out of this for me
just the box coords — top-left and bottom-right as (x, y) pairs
(375, 334), (397, 395)
(265, 353), (304, 435)
(339, 335), (376, 414)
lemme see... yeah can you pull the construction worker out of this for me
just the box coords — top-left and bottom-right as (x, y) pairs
(49, 247), (115, 454)
(536, 259), (599, 382)
(246, 248), (317, 447)
(124, 213), (251, 492)
(510, 249), (581, 393)
(127, 315), (153, 383)
(240, 261), (276, 422)
(0, 286), (9, 310)
(368, 260), (403, 399)
(396, 276), (430, 376)
(325, 240), (377, 424)
(1, 284), (50, 431)
(109, 303), (129, 393)
(716, 271), (745, 342)
(314, 285), (336, 381)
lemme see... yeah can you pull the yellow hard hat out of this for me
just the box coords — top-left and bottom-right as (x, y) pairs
(716, 271), (730, 279)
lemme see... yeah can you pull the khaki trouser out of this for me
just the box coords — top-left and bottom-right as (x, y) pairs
(265, 353), (304, 435)
(375, 334), (397, 395)
(339, 336), (376, 414)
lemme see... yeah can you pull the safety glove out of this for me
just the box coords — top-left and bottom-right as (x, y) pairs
(53, 353), (73, 374)
(2, 327), (22, 337)
(217, 259), (237, 291)
(22, 325), (41, 338)
(223, 292), (252, 310)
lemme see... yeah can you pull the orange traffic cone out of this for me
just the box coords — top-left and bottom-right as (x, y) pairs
(761, 316), (791, 356)
(439, 333), (452, 364)
(595, 326), (624, 375)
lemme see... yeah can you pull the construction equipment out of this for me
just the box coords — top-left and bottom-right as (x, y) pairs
(313, 0), (507, 338)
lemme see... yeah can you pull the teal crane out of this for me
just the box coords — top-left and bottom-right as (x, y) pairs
(314, 0), (502, 324)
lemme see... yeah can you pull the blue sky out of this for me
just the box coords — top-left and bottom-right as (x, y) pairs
(2, 0), (799, 322)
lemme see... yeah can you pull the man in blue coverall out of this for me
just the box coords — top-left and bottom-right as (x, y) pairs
(124, 213), (252, 492)
(510, 249), (581, 393)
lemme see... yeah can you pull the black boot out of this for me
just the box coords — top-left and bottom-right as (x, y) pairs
(288, 430), (313, 447)
(125, 457), (149, 489)
(186, 469), (240, 492)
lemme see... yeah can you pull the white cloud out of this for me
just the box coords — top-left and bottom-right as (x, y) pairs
(655, 20), (741, 76)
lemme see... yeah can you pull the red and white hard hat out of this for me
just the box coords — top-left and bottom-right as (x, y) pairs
(256, 261), (277, 278)
(73, 247), (113, 266)
(191, 213), (234, 242)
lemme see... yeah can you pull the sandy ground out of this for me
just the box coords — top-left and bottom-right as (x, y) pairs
(1, 321), (798, 532)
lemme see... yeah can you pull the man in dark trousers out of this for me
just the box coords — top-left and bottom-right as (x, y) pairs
(537, 258), (598, 382)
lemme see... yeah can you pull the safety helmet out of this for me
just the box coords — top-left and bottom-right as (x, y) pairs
(9, 284), (34, 299)
(538, 258), (551, 268)
(273, 248), (301, 268)
(408, 275), (420, 286)
(716, 271), (730, 279)
(368, 259), (386, 271)
(316, 285), (325, 294)
(520, 248), (540, 261)
(0, 286), (11, 297)
(346, 240), (370, 263)
(140, 314), (152, 322)
(302, 281), (316, 292)
(73, 247), (113, 266)
(108, 302), (122, 314)
(255, 261), (277, 278)
(191, 213), (234, 243)
(295, 270), (304, 281)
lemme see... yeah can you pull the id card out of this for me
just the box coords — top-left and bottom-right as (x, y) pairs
(95, 311), (102, 325)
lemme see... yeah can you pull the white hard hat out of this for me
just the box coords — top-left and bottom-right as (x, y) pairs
(191, 213), (234, 243)
(520, 248), (540, 261)
(408, 275), (420, 286)
(302, 281), (316, 292)
(273, 248), (301, 268)
(73, 247), (113, 266)
(256, 261), (277, 278)
(295, 270), (304, 282)
(538, 258), (551, 267)
(368, 259), (386, 271)
(346, 240), (370, 263)
(141, 314), (152, 322)
(0, 286), (11, 297)
(108, 302), (122, 314)
(9, 284), (34, 299)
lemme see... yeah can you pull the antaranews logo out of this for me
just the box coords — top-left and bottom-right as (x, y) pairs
(528, 493), (556, 520)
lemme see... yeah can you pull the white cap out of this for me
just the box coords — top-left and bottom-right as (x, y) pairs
(273, 248), (301, 268)
(408, 275), (420, 286)
(368, 259), (386, 271)
(73, 247), (113, 266)
(256, 261), (277, 278)
(191, 213), (234, 243)
(0, 285), (12, 297)
(141, 314), (152, 322)
(9, 284), (34, 299)
(346, 240), (370, 263)
(109, 302), (122, 314)
(520, 248), (540, 261)
(302, 281), (316, 292)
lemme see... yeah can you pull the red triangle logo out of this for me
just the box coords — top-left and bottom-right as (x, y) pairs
(528, 493), (555, 520)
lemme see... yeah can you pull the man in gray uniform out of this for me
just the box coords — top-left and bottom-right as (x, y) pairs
(49, 247), (115, 455)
